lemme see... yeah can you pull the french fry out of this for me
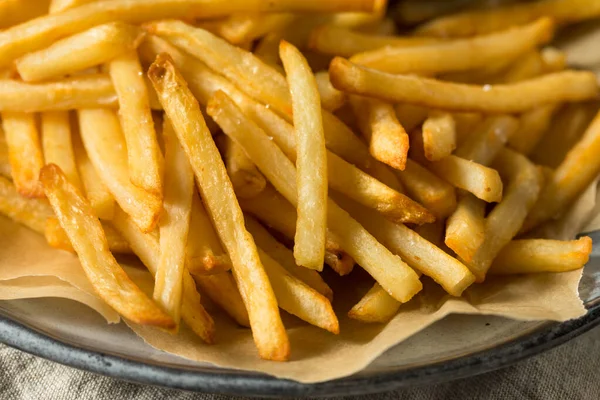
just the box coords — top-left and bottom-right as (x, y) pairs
(148, 54), (289, 361)
(468, 148), (542, 282)
(244, 215), (333, 300)
(41, 111), (82, 191)
(16, 22), (144, 82)
(215, 135), (266, 199)
(78, 109), (161, 232)
(540, 47), (567, 72)
(395, 159), (457, 219)
(239, 184), (354, 276)
(444, 193), (485, 263)
(454, 115), (519, 164)
(0, 0), (379, 65)
(111, 207), (216, 342)
(0, 175), (52, 234)
(109, 50), (163, 197)
(280, 40), (328, 271)
(192, 272), (249, 327)
(351, 96), (409, 170)
(498, 48), (566, 84)
(0, 0), (50, 29)
(315, 71), (347, 112)
(2, 112), (44, 197)
(415, 0), (600, 38)
(40, 164), (174, 329)
(257, 248), (338, 333)
(453, 112), (483, 146)
(0, 126), (10, 178)
(44, 217), (130, 254)
(523, 110), (600, 232)
(422, 112), (456, 162)
(351, 18), (554, 75)
(0, 75), (117, 112)
(207, 91), (422, 303)
(329, 58), (599, 113)
(153, 120), (194, 328)
(216, 13), (294, 45)
(507, 105), (557, 155)
(308, 24), (437, 57)
(49, 0), (96, 13)
(489, 237), (592, 275)
(348, 283), (401, 323)
(394, 103), (429, 132)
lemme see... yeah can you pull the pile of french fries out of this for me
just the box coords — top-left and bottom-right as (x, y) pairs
(0, 0), (599, 361)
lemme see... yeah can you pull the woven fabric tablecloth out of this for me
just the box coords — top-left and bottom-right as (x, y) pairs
(1, 325), (599, 400)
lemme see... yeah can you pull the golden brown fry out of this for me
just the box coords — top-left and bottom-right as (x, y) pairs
(489, 237), (592, 275)
(112, 207), (216, 342)
(41, 111), (82, 192)
(40, 164), (174, 329)
(45, 217), (130, 254)
(208, 91), (422, 302)
(523, 110), (600, 232)
(215, 135), (266, 199)
(351, 18), (553, 75)
(0, 0), (50, 29)
(280, 40), (328, 271)
(351, 96), (409, 170)
(192, 272), (249, 327)
(0, 75), (117, 112)
(78, 109), (161, 232)
(216, 13), (294, 45)
(0, 126), (10, 178)
(330, 58), (598, 113)
(2, 112), (44, 197)
(149, 54), (288, 361)
(498, 48), (565, 84)
(109, 50), (163, 196)
(507, 105), (557, 155)
(348, 283), (401, 323)
(415, 0), (600, 38)
(315, 71), (347, 112)
(0, 175), (52, 234)
(244, 215), (333, 300)
(445, 193), (485, 263)
(422, 112), (456, 162)
(455, 115), (519, 164)
(308, 24), (437, 57)
(49, 0), (96, 13)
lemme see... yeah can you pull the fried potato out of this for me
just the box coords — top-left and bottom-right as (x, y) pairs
(453, 112), (483, 146)
(455, 115), (519, 164)
(489, 237), (592, 275)
(0, 126), (11, 178)
(78, 109), (161, 232)
(109, 50), (163, 197)
(111, 207), (216, 342)
(40, 164), (174, 329)
(445, 193), (485, 263)
(216, 13), (294, 45)
(0, 75), (117, 112)
(0, 175), (52, 234)
(508, 105), (557, 155)
(148, 54), (288, 361)
(41, 111), (82, 191)
(44, 217), (130, 254)
(422, 112), (456, 162)
(394, 103), (429, 132)
(315, 71), (347, 112)
(329, 58), (598, 113)
(348, 283), (401, 323)
(2, 112), (44, 197)
(0, 0), (50, 29)
(351, 18), (553, 75)
(49, 0), (96, 13)
(192, 272), (249, 327)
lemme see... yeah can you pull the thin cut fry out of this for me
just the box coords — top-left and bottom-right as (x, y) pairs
(351, 18), (554, 75)
(351, 96), (409, 170)
(455, 115), (519, 164)
(45, 217), (130, 254)
(329, 58), (599, 113)
(422, 112), (456, 162)
(0, 127), (10, 178)
(280, 40), (328, 271)
(2, 112), (44, 197)
(153, 121), (194, 328)
(41, 111), (82, 192)
(508, 105), (557, 155)
(445, 193), (486, 263)
(109, 50), (163, 196)
(216, 13), (295, 45)
(40, 164), (174, 329)
(0, 175), (52, 234)
(148, 54), (289, 361)
(348, 283), (400, 323)
(192, 272), (249, 327)
(315, 71), (347, 112)
(49, 0), (96, 13)
(489, 237), (592, 275)
(207, 91), (422, 303)
(0, 0), (50, 29)
(78, 109), (161, 232)
(112, 207), (216, 342)
(0, 75), (117, 112)
(215, 135), (266, 199)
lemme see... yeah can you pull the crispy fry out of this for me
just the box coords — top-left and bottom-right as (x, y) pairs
(112, 207), (216, 342)
(153, 120), (194, 328)
(280, 40), (328, 271)
(455, 115), (519, 164)
(499, 48), (566, 84)
(348, 283), (400, 323)
(0, 0), (50, 29)
(329, 58), (599, 113)
(244, 215), (333, 300)
(422, 112), (456, 162)
(41, 111), (82, 192)
(16, 22), (144, 82)
(523, 109), (600, 232)
(351, 96), (409, 170)
(0, 126), (10, 178)
(49, 0), (96, 13)
(0, 75), (117, 112)
(192, 272), (249, 327)
(78, 109), (161, 232)
(40, 164), (174, 329)
(2, 112), (44, 197)
(489, 237), (592, 275)
(44, 217), (130, 254)
(215, 135), (266, 199)
(415, 0), (600, 38)
(109, 50), (163, 196)
(0, 175), (52, 234)
(208, 91), (422, 303)
(149, 54), (289, 361)
(216, 13), (294, 45)
(445, 193), (485, 263)
(351, 18), (554, 75)
(315, 71), (347, 112)
(507, 105), (557, 155)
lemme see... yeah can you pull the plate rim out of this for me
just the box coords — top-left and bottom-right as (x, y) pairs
(0, 301), (599, 397)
